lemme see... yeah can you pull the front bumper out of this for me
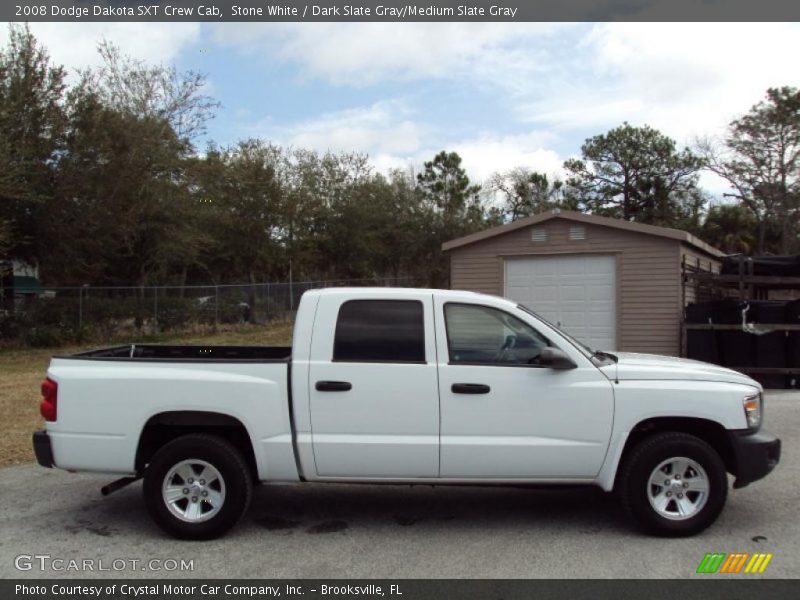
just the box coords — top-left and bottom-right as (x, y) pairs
(32, 429), (54, 468)
(729, 429), (781, 489)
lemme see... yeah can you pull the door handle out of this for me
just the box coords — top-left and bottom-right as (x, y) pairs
(451, 383), (490, 394)
(315, 380), (353, 392)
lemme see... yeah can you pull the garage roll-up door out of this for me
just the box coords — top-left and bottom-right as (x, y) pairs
(505, 254), (616, 351)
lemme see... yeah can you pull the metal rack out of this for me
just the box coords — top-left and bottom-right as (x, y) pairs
(681, 254), (800, 378)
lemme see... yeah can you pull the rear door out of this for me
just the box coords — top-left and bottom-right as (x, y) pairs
(308, 292), (440, 478)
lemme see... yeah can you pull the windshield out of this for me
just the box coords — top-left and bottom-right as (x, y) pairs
(516, 304), (593, 357)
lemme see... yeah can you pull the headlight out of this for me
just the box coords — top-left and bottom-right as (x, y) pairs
(743, 393), (762, 429)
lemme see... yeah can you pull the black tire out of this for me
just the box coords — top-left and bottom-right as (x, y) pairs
(143, 434), (253, 540)
(618, 432), (728, 537)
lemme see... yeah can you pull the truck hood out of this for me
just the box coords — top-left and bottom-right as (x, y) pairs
(598, 352), (761, 388)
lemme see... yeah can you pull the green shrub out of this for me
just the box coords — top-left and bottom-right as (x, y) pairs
(196, 295), (250, 325)
(155, 297), (199, 331)
(25, 325), (66, 347)
(0, 315), (24, 340)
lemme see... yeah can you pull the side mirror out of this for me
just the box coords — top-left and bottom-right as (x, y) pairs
(538, 346), (577, 370)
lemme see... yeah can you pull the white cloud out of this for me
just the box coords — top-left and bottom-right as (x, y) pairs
(0, 22), (200, 77)
(447, 132), (564, 183)
(212, 22), (800, 149)
(249, 99), (423, 157)
(375, 131), (566, 202)
(209, 22), (569, 86)
(522, 23), (800, 143)
(698, 171), (736, 199)
(371, 141), (565, 189)
(370, 133), (565, 187)
(245, 97), (563, 185)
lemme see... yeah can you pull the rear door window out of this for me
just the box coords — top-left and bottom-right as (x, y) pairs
(333, 300), (426, 363)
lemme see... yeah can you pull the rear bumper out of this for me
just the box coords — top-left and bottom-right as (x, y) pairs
(32, 430), (54, 468)
(729, 429), (781, 489)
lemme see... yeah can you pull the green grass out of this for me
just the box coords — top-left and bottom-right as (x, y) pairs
(0, 321), (294, 468)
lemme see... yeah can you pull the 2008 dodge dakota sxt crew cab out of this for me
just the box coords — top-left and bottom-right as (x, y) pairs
(33, 287), (781, 539)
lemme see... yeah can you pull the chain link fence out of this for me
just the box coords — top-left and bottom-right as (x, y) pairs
(0, 277), (417, 346)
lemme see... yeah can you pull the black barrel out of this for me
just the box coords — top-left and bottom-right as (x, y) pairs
(786, 300), (800, 374)
(750, 300), (788, 389)
(686, 303), (714, 324)
(685, 302), (718, 364)
(714, 299), (755, 368)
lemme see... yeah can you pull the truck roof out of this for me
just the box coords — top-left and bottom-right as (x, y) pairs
(303, 286), (514, 306)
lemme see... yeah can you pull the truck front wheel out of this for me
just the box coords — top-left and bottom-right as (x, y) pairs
(619, 432), (728, 536)
(143, 434), (253, 539)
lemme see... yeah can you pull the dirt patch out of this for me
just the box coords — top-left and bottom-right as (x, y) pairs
(0, 322), (293, 468)
(306, 520), (349, 534)
(255, 515), (302, 530)
(65, 518), (119, 537)
(394, 515), (424, 527)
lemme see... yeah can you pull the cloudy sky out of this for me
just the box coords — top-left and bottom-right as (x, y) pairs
(4, 22), (800, 196)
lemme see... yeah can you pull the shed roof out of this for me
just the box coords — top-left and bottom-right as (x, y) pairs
(442, 210), (724, 258)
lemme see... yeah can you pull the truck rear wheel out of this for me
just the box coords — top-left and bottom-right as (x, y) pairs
(618, 432), (728, 537)
(143, 434), (252, 539)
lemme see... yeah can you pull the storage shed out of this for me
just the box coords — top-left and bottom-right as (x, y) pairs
(443, 210), (724, 356)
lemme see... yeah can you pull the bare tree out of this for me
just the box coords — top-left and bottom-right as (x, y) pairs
(697, 87), (800, 254)
(488, 168), (566, 222)
(77, 41), (219, 143)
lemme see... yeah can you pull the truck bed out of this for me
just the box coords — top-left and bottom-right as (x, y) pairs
(62, 344), (292, 362)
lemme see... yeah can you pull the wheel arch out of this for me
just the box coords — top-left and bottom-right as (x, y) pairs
(609, 416), (736, 492)
(135, 411), (258, 477)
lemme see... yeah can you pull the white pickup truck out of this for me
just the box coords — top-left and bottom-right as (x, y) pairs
(33, 288), (780, 539)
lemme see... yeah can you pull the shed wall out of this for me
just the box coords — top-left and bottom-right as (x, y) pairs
(449, 218), (684, 355)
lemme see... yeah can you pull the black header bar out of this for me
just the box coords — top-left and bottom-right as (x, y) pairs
(5, 1), (800, 22)
(4, 579), (799, 600)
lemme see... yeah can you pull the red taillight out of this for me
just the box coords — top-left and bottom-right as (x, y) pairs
(40, 378), (57, 422)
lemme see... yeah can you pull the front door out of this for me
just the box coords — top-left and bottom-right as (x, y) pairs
(435, 299), (614, 480)
(309, 293), (440, 478)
